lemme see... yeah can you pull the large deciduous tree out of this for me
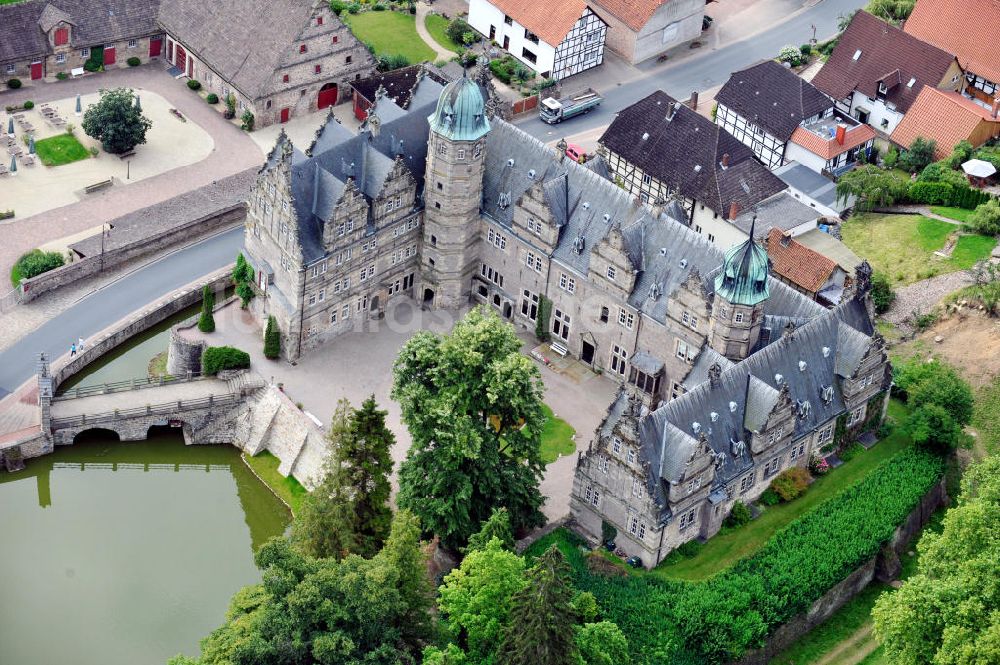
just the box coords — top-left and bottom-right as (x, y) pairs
(872, 455), (1000, 664)
(392, 306), (546, 550)
(81, 87), (152, 154)
(498, 545), (579, 665)
(292, 396), (395, 559)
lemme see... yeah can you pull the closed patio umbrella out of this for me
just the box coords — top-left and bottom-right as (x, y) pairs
(134, 95), (141, 112)
(75, 94), (82, 116)
(10, 154), (17, 176)
(28, 136), (35, 154)
(7, 116), (13, 134)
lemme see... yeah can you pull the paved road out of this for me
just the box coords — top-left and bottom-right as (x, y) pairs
(0, 227), (243, 399)
(515, 0), (866, 141)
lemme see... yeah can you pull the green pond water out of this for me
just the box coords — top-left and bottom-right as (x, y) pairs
(0, 430), (291, 665)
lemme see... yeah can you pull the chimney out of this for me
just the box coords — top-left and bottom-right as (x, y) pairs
(688, 91), (698, 111)
(728, 201), (741, 220)
(780, 232), (792, 247)
(720, 153), (730, 169)
(993, 96), (1000, 120)
(666, 102), (678, 121)
(835, 124), (847, 145)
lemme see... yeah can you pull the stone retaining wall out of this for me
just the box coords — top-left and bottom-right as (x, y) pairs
(19, 206), (244, 303)
(52, 269), (233, 393)
(731, 476), (948, 665)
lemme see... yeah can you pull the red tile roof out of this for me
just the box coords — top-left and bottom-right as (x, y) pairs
(487, 0), (590, 45)
(903, 0), (1000, 87)
(890, 87), (1000, 159)
(765, 227), (838, 294)
(811, 11), (956, 114)
(590, 0), (666, 31)
(789, 122), (876, 159)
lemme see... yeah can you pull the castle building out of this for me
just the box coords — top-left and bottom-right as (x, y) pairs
(242, 70), (888, 566)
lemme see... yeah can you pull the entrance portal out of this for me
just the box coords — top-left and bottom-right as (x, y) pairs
(317, 82), (338, 110)
(422, 288), (435, 305)
(581, 341), (595, 365)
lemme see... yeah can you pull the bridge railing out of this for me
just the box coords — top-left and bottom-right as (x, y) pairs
(50, 392), (241, 429)
(53, 372), (206, 401)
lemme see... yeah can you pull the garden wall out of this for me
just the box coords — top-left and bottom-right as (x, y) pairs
(18, 204), (245, 303)
(731, 476), (948, 665)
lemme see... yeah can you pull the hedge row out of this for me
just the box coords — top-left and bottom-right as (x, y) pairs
(908, 180), (991, 209)
(527, 449), (944, 664)
(202, 345), (250, 375)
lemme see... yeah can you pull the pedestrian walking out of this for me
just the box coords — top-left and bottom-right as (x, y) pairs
(70, 343), (76, 356)
(78, 337), (85, 352)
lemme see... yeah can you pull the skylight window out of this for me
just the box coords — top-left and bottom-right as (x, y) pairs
(906, 77), (916, 88)
(852, 49), (862, 60)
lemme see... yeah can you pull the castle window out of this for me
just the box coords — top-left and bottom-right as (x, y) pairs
(342, 304), (350, 319)
(610, 344), (628, 376)
(734, 311), (745, 323)
(56, 54), (66, 64)
(437, 144), (446, 155)
(318, 289), (325, 302)
(678, 509), (697, 530)
(763, 457), (781, 478)
(617, 308), (634, 330)
(686, 477), (701, 493)
(330, 310), (338, 323)
(558, 273), (576, 294)
(598, 455), (608, 473)
(627, 449), (636, 465)
(283, 74), (290, 83)
(332, 35), (339, 44)
(612, 437), (622, 454)
(79, 48), (89, 58)
(346, 55), (352, 64)
(520, 289), (539, 320)
(300, 44), (307, 53)
(488, 228), (507, 250)
(606, 265), (616, 281)
(128, 39), (137, 48)
(457, 148), (466, 160)
(600, 306), (609, 323)
(848, 406), (864, 426)
(308, 293), (316, 306)
(315, 64), (322, 74)
(739, 474), (753, 493)
(584, 485), (600, 507)
(316, 15), (324, 25)
(525, 251), (542, 272)
(681, 310), (698, 329)
(819, 424), (833, 442)
(790, 441), (806, 460)
(628, 367), (660, 395)
(675, 340), (691, 361)
(632, 478), (642, 496)
(552, 309), (570, 340)
(474, 142), (483, 158)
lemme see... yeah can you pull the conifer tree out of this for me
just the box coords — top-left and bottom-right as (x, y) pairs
(197, 284), (215, 333)
(464, 507), (515, 553)
(376, 509), (434, 648)
(263, 315), (280, 359)
(498, 544), (579, 665)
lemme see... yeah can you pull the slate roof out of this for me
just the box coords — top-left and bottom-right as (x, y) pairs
(889, 87), (1000, 160)
(764, 227), (838, 294)
(599, 91), (786, 218)
(589, 0), (668, 31)
(731, 191), (820, 238)
(351, 64), (450, 108)
(716, 60), (832, 141)
(0, 0), (161, 63)
(272, 74), (443, 264)
(810, 11), (956, 114)
(773, 162), (844, 212)
(158, 0), (339, 100)
(485, 0), (590, 45)
(903, 0), (1000, 87)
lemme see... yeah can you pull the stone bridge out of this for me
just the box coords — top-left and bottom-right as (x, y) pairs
(43, 364), (264, 446)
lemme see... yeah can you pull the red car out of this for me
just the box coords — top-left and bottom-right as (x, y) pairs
(565, 143), (586, 162)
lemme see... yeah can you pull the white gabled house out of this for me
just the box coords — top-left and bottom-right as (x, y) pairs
(467, 0), (607, 80)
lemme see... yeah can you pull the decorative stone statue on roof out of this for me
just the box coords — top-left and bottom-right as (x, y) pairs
(853, 260), (873, 301)
(471, 54), (510, 121)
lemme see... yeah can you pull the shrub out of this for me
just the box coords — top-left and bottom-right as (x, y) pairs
(264, 315), (281, 359)
(376, 53), (410, 72)
(446, 17), (475, 45)
(894, 357), (974, 425)
(347, 2), (361, 13)
(871, 271), (896, 313)
(23, 100), (33, 110)
(330, 0), (347, 14)
(777, 45), (802, 66)
(919, 161), (967, 189)
(799, 43), (812, 55)
(906, 402), (963, 452)
(724, 502), (752, 528)
(187, 79), (202, 91)
(202, 346), (250, 375)
(675, 540), (703, 558)
(197, 284), (216, 333)
(56, 72), (68, 80)
(489, 56), (517, 84)
(89, 146), (99, 157)
(127, 56), (141, 67)
(12, 249), (64, 286)
(240, 110), (255, 132)
(808, 455), (830, 476)
(83, 59), (101, 72)
(7, 78), (21, 89)
(206, 93), (219, 104)
(908, 181), (953, 205)
(883, 146), (899, 168)
(947, 139), (974, 169)
(967, 199), (1000, 236)
(899, 137), (937, 173)
(769, 467), (811, 502)
(0, 210), (13, 221)
(372, 2), (386, 9)
(839, 442), (866, 462)
(759, 488), (781, 506)
(836, 165), (910, 210)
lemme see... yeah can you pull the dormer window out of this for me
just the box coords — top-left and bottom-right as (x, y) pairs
(606, 265), (616, 281)
(54, 27), (69, 46)
(300, 44), (307, 53)
(316, 16), (324, 25)
(283, 74), (289, 83)
(852, 49), (861, 60)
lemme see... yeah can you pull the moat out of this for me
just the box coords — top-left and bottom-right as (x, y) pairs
(0, 430), (291, 665)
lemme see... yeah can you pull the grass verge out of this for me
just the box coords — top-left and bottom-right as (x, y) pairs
(33, 133), (90, 166)
(929, 206), (975, 224)
(242, 450), (308, 514)
(652, 400), (910, 581)
(540, 403), (575, 464)
(842, 213), (993, 285)
(343, 12), (436, 63)
(147, 351), (171, 379)
(424, 13), (460, 52)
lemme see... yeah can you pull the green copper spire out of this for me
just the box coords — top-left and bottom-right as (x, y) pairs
(715, 219), (769, 306)
(428, 76), (490, 141)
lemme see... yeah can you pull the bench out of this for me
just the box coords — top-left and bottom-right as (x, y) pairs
(84, 179), (113, 194)
(118, 150), (135, 160)
(71, 67), (84, 78)
(549, 342), (569, 357)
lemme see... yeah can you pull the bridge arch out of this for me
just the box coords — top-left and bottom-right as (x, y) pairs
(73, 427), (122, 444)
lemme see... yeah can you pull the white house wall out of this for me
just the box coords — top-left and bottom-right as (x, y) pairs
(715, 103), (787, 169)
(632, 0), (703, 63)
(551, 8), (607, 80)
(468, 0), (556, 76)
(783, 141), (828, 174)
(844, 92), (904, 135)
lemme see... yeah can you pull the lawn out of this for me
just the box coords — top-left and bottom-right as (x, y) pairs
(343, 11), (436, 63)
(242, 450), (308, 514)
(651, 400), (911, 581)
(930, 206), (975, 224)
(540, 403), (576, 464)
(842, 213), (994, 285)
(33, 133), (90, 166)
(424, 12), (461, 53)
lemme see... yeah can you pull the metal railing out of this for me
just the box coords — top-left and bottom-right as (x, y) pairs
(50, 392), (241, 429)
(0, 286), (20, 314)
(53, 372), (206, 401)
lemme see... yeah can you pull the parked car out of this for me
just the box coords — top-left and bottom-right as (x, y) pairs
(539, 88), (602, 124)
(565, 143), (586, 162)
